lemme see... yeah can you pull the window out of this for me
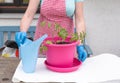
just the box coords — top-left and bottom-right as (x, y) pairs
(0, 0), (40, 13)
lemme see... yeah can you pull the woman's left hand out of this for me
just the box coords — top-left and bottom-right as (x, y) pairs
(77, 45), (87, 62)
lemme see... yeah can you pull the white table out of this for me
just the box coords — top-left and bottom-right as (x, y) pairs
(12, 53), (120, 83)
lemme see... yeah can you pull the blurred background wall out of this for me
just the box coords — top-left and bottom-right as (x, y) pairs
(84, 0), (120, 56)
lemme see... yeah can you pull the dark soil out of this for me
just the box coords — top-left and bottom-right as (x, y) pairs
(55, 42), (71, 44)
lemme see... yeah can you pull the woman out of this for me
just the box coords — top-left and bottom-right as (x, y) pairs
(15, 0), (87, 62)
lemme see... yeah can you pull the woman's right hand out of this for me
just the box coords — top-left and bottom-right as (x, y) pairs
(15, 32), (27, 47)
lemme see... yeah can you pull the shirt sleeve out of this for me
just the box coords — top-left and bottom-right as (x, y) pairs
(75, 0), (84, 2)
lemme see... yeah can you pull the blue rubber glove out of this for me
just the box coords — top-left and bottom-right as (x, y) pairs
(15, 32), (27, 47)
(77, 45), (87, 62)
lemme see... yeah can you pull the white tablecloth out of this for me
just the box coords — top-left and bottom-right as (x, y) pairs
(12, 53), (120, 83)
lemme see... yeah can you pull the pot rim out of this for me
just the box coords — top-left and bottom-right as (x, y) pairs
(44, 37), (80, 47)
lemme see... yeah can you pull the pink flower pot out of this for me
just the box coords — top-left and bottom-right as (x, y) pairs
(44, 37), (79, 68)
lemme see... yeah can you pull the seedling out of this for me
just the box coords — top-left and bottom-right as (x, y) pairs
(39, 21), (86, 53)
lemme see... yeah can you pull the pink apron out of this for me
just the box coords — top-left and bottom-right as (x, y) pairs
(34, 0), (74, 40)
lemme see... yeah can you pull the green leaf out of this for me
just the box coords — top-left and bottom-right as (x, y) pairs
(80, 32), (83, 40)
(55, 23), (61, 32)
(71, 32), (79, 41)
(46, 40), (53, 44)
(48, 22), (51, 28)
(40, 21), (46, 27)
(58, 28), (68, 41)
(79, 31), (86, 43)
(40, 45), (48, 54)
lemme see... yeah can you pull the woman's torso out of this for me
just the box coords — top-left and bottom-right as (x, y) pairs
(34, 0), (83, 40)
